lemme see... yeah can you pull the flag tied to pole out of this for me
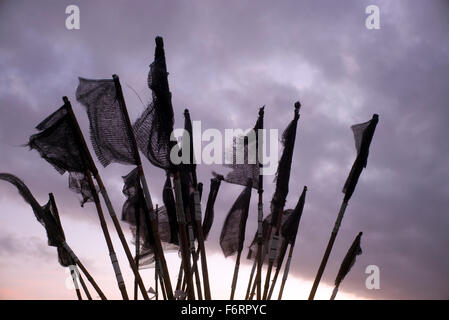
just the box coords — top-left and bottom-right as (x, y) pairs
(0, 174), (72, 266)
(334, 232), (363, 287)
(27, 105), (95, 206)
(220, 180), (253, 257)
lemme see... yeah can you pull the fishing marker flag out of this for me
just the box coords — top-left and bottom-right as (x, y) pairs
(220, 181), (253, 257)
(27, 105), (94, 206)
(343, 114), (379, 202)
(76, 78), (137, 167)
(270, 102), (301, 226)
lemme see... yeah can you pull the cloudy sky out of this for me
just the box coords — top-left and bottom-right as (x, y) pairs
(0, 0), (448, 300)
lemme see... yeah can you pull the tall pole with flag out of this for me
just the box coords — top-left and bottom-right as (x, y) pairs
(262, 101), (301, 299)
(308, 114), (378, 300)
(330, 232), (363, 300)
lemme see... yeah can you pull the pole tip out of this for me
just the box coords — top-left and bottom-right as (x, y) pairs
(112, 74), (119, 80)
(304, 186), (308, 191)
(358, 231), (363, 236)
(294, 101), (301, 110)
(259, 105), (265, 116)
(62, 96), (69, 104)
(155, 36), (164, 47)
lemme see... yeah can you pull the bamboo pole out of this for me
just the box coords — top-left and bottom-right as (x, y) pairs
(262, 209), (282, 299)
(111, 76), (175, 299)
(77, 270), (92, 300)
(64, 96), (150, 300)
(308, 200), (348, 300)
(248, 224), (272, 300)
(173, 172), (196, 299)
(61, 241), (107, 300)
(267, 239), (288, 299)
(184, 204), (202, 299)
(278, 243), (294, 300)
(330, 286), (339, 300)
(245, 258), (257, 300)
(133, 198), (141, 300)
(230, 250), (242, 300)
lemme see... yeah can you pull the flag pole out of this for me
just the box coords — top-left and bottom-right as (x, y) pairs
(229, 181), (252, 300)
(185, 108), (212, 300)
(173, 171), (196, 299)
(77, 271), (92, 300)
(110, 76), (175, 299)
(308, 199), (347, 300)
(255, 106), (265, 300)
(267, 239), (288, 299)
(309, 114), (378, 300)
(263, 102), (301, 299)
(245, 259), (257, 300)
(133, 195), (141, 300)
(278, 242), (294, 300)
(64, 96), (150, 300)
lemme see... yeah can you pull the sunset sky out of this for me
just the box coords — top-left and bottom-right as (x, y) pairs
(1, 0), (448, 300)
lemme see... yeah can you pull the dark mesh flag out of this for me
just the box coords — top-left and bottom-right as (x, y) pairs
(270, 102), (301, 226)
(220, 181), (252, 257)
(28, 106), (94, 206)
(0, 173), (72, 267)
(202, 176), (223, 240)
(213, 108), (263, 190)
(76, 78), (137, 167)
(281, 186), (307, 244)
(342, 114), (379, 202)
(133, 37), (175, 172)
(334, 232), (363, 287)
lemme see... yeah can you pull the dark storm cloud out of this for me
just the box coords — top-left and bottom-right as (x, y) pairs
(0, 0), (448, 299)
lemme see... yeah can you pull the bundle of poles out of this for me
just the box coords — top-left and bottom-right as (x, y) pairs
(0, 36), (379, 300)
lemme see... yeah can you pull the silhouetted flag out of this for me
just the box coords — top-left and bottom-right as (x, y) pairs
(342, 114), (379, 202)
(334, 232), (363, 287)
(27, 106), (94, 206)
(202, 176), (223, 240)
(270, 102), (301, 225)
(133, 37), (175, 172)
(213, 108), (264, 190)
(220, 181), (252, 257)
(0, 173), (72, 266)
(281, 186), (307, 244)
(76, 78), (137, 167)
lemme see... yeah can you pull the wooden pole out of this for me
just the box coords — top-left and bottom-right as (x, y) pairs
(308, 200), (348, 300)
(330, 286), (339, 300)
(133, 199), (141, 300)
(267, 239), (288, 299)
(248, 224), (272, 300)
(230, 250), (242, 300)
(111, 75), (175, 299)
(173, 172), (196, 299)
(245, 258), (257, 300)
(278, 243), (294, 300)
(184, 205), (202, 299)
(77, 270), (92, 300)
(61, 241), (107, 300)
(63, 96), (149, 300)
(262, 208), (283, 299)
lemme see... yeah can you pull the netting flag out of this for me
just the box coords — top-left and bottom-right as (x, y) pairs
(270, 102), (301, 226)
(76, 78), (137, 167)
(0, 173), (72, 266)
(220, 181), (252, 257)
(342, 114), (379, 201)
(213, 107), (264, 190)
(27, 105), (94, 206)
(334, 232), (363, 287)
(133, 36), (175, 172)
